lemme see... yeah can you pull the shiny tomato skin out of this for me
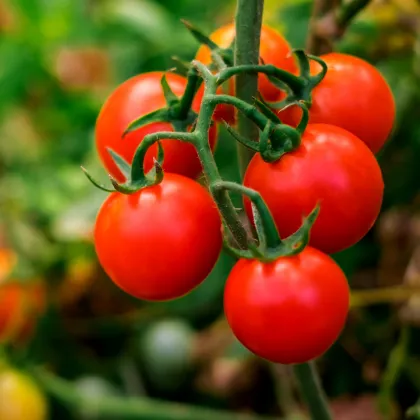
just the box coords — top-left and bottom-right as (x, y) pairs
(224, 247), (350, 364)
(196, 23), (296, 123)
(94, 174), (222, 301)
(280, 53), (395, 153)
(96, 72), (217, 182)
(244, 124), (384, 254)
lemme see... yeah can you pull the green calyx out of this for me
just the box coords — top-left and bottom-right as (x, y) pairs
(123, 72), (200, 138)
(182, 19), (234, 69)
(268, 50), (328, 111)
(212, 182), (320, 262)
(82, 142), (166, 195)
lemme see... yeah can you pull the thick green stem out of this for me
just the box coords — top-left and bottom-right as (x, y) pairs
(234, 0), (264, 177)
(293, 363), (332, 420)
(212, 181), (281, 250)
(193, 65), (250, 249)
(32, 367), (278, 420)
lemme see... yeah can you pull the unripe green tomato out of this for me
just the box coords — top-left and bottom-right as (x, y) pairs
(136, 320), (195, 393)
(74, 376), (120, 420)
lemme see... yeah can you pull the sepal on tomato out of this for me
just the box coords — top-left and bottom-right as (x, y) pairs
(268, 50), (327, 111)
(182, 19), (233, 68)
(214, 181), (320, 263)
(82, 141), (165, 195)
(123, 109), (171, 137)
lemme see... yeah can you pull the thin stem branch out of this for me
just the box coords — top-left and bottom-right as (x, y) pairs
(351, 285), (420, 307)
(306, 0), (372, 55)
(234, 0), (264, 177)
(32, 367), (279, 420)
(336, 0), (372, 27)
(293, 362), (332, 420)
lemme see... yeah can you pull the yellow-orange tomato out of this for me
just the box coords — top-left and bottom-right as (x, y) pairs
(0, 368), (48, 420)
(196, 23), (296, 123)
(0, 248), (17, 282)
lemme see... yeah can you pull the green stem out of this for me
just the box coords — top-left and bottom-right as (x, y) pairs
(211, 181), (281, 250)
(293, 363), (332, 420)
(210, 94), (269, 130)
(219, 65), (305, 93)
(234, 0), (264, 177)
(193, 65), (250, 249)
(130, 131), (195, 182)
(32, 367), (279, 420)
(377, 326), (410, 419)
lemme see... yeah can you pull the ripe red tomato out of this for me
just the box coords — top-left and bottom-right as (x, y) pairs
(224, 246), (350, 364)
(196, 23), (296, 123)
(244, 124), (384, 254)
(96, 72), (217, 183)
(0, 282), (45, 344)
(94, 174), (222, 301)
(280, 53), (395, 153)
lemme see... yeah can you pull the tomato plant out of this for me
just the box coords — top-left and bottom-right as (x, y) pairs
(95, 72), (217, 182)
(244, 124), (384, 254)
(224, 246), (350, 364)
(279, 53), (395, 153)
(94, 173), (222, 301)
(196, 23), (296, 123)
(0, 368), (48, 420)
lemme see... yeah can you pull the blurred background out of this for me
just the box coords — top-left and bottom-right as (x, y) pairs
(1, 0), (420, 419)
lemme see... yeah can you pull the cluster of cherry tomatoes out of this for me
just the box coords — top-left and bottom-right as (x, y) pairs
(94, 23), (395, 365)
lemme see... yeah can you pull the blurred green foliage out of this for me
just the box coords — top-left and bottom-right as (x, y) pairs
(2, 0), (420, 419)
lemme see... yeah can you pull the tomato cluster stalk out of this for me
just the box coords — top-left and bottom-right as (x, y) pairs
(89, 49), (325, 256)
(86, 32), (335, 420)
(86, 6), (394, 419)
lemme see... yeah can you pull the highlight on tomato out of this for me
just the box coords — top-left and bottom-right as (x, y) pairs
(244, 123), (384, 254)
(224, 246), (350, 365)
(95, 72), (217, 183)
(94, 173), (222, 301)
(0, 368), (48, 420)
(195, 23), (296, 123)
(279, 52), (396, 153)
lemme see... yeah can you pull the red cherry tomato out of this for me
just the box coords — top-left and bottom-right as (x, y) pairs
(280, 53), (395, 153)
(96, 72), (217, 182)
(94, 174), (222, 301)
(224, 246), (350, 364)
(244, 124), (384, 254)
(196, 23), (296, 123)
(0, 282), (45, 344)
